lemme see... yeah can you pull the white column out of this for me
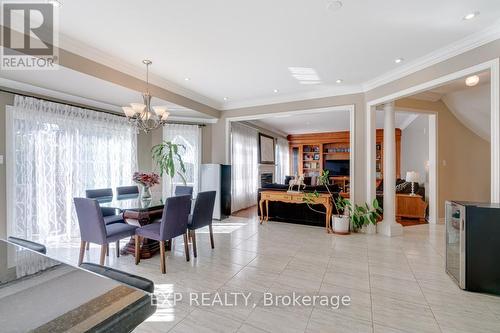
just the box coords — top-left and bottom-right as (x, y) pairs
(378, 102), (403, 236)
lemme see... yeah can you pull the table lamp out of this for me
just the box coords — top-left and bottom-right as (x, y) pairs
(406, 171), (419, 196)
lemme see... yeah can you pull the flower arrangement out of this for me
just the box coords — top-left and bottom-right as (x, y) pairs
(133, 172), (160, 188)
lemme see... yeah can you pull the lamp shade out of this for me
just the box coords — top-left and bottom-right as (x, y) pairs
(406, 171), (419, 183)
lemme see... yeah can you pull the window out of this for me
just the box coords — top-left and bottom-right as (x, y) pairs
(6, 96), (137, 244)
(162, 124), (201, 197)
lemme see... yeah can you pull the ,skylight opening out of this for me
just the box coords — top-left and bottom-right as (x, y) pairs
(288, 67), (322, 85)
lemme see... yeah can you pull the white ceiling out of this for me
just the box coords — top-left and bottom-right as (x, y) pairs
(0, 66), (215, 121)
(252, 109), (417, 135)
(41, 0), (500, 110)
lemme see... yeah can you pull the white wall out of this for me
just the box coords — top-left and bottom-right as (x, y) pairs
(401, 114), (429, 198)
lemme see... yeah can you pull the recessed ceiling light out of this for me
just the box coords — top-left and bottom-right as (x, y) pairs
(463, 11), (479, 20)
(326, 0), (343, 11)
(273, 89), (279, 93)
(336, 79), (343, 84)
(394, 58), (404, 64)
(223, 97), (228, 101)
(465, 75), (480, 87)
(184, 77), (190, 81)
(47, 0), (62, 7)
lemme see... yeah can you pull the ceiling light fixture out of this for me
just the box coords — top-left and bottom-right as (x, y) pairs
(394, 58), (404, 64)
(223, 97), (229, 101)
(336, 79), (343, 84)
(273, 89), (279, 93)
(326, 0), (343, 11)
(465, 75), (480, 87)
(184, 77), (190, 81)
(463, 11), (479, 20)
(122, 60), (169, 133)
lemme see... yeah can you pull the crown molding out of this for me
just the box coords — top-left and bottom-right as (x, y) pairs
(220, 84), (363, 111)
(58, 33), (223, 110)
(362, 20), (500, 92)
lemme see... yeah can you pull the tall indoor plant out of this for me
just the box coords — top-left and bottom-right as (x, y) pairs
(151, 140), (187, 195)
(303, 170), (382, 233)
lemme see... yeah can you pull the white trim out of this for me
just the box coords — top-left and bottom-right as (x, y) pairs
(398, 113), (419, 130)
(5, 106), (14, 237)
(366, 59), (500, 227)
(429, 114), (438, 224)
(225, 104), (356, 204)
(167, 116), (218, 124)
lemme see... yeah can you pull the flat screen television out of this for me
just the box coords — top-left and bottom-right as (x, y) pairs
(325, 160), (350, 176)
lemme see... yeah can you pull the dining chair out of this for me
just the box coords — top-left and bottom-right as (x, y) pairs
(135, 195), (191, 274)
(74, 197), (138, 265)
(116, 185), (139, 196)
(7, 236), (47, 254)
(187, 191), (217, 258)
(175, 185), (193, 197)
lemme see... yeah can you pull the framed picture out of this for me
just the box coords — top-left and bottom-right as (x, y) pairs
(258, 133), (275, 164)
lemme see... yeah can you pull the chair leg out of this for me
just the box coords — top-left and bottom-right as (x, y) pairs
(86, 242), (90, 250)
(100, 245), (107, 265)
(183, 233), (190, 262)
(78, 241), (86, 266)
(209, 224), (215, 249)
(160, 241), (166, 274)
(116, 240), (120, 258)
(106, 244), (109, 257)
(134, 235), (140, 265)
(191, 229), (197, 258)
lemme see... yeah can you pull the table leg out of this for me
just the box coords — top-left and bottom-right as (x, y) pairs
(265, 200), (269, 222)
(259, 198), (264, 224)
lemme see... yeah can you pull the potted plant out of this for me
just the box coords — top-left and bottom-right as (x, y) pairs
(303, 170), (382, 234)
(151, 140), (187, 195)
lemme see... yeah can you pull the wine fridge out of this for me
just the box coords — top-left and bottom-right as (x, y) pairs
(445, 201), (500, 295)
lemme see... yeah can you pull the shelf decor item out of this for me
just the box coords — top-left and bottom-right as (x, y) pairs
(133, 172), (160, 199)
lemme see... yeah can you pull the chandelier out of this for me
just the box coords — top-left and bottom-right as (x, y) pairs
(122, 60), (169, 133)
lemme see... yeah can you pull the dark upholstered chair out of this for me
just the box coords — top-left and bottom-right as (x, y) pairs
(80, 262), (155, 293)
(85, 188), (124, 225)
(7, 237), (47, 254)
(175, 185), (193, 197)
(74, 197), (138, 265)
(188, 191), (216, 258)
(135, 195), (191, 274)
(116, 185), (139, 196)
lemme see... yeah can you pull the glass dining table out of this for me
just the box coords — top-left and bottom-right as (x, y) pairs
(100, 194), (167, 259)
(0, 239), (155, 332)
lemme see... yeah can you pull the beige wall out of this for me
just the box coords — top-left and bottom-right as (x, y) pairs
(396, 98), (491, 217)
(0, 91), (14, 239)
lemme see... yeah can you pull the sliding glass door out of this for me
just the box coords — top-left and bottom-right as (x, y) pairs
(6, 96), (137, 244)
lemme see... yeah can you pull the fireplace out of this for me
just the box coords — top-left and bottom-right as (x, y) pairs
(260, 172), (274, 187)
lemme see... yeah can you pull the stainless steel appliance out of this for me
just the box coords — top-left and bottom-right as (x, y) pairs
(445, 201), (500, 294)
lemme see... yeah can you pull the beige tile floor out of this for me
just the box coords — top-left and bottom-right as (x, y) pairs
(47, 216), (500, 333)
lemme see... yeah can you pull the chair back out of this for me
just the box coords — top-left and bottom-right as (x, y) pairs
(85, 188), (113, 200)
(73, 197), (107, 244)
(175, 185), (193, 197)
(116, 185), (139, 196)
(191, 191), (216, 229)
(160, 195), (191, 240)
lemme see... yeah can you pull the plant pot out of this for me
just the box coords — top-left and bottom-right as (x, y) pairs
(332, 215), (350, 235)
(361, 223), (376, 234)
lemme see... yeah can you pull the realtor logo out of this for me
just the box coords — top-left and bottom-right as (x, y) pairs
(1, 1), (59, 70)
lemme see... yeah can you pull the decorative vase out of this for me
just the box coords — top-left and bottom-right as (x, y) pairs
(333, 215), (350, 234)
(361, 223), (377, 234)
(140, 185), (152, 200)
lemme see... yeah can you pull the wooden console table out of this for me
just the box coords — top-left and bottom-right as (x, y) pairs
(259, 190), (334, 233)
(396, 194), (428, 221)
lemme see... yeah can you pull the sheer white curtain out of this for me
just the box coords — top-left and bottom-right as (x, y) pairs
(6, 95), (137, 244)
(162, 124), (201, 197)
(275, 137), (290, 184)
(231, 122), (258, 212)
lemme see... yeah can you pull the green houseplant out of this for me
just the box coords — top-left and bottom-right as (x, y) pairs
(303, 170), (382, 233)
(151, 140), (187, 195)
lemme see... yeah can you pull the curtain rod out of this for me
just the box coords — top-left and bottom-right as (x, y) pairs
(0, 87), (206, 127)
